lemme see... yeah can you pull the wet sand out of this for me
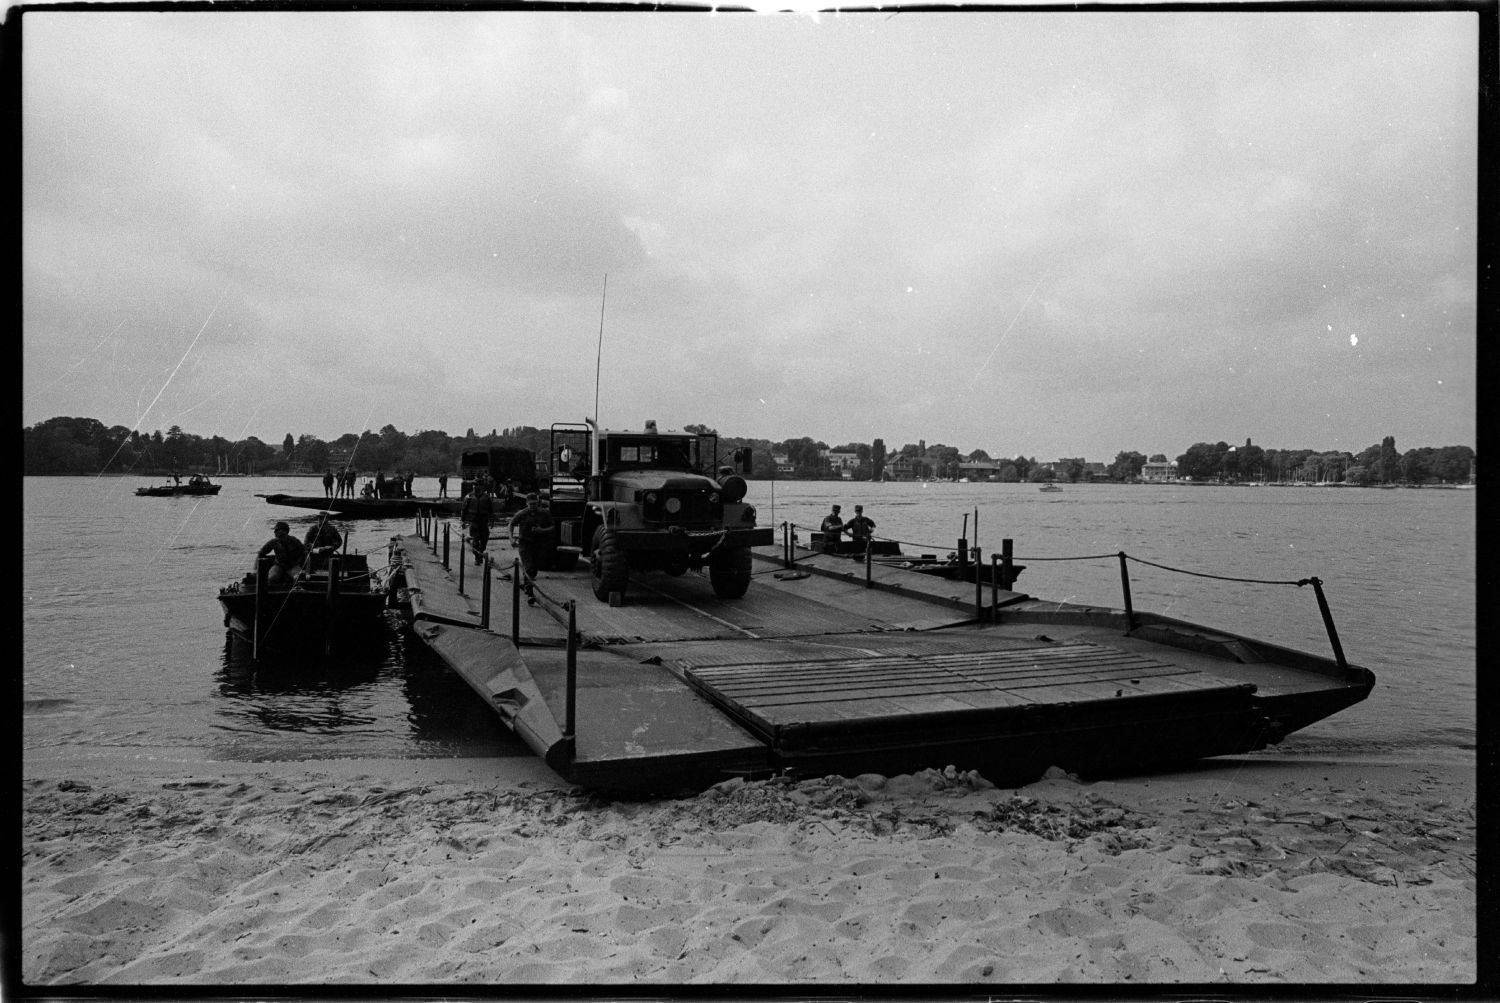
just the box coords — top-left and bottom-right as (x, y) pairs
(21, 750), (1476, 986)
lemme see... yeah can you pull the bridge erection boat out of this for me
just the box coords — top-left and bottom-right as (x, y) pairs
(389, 523), (1375, 796)
(136, 475), (222, 497)
(218, 549), (396, 656)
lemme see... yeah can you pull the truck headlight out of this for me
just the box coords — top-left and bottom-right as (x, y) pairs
(665, 497), (682, 514)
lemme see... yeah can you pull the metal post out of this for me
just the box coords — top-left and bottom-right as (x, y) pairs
(1308, 577), (1349, 670)
(253, 556), (269, 661)
(782, 521), (791, 565)
(442, 523), (450, 569)
(564, 600), (578, 763)
(511, 558), (521, 647)
(1118, 552), (1135, 633)
(974, 545), (983, 619)
(324, 555), (340, 656)
(990, 554), (999, 618)
(1002, 538), (1014, 591)
(957, 537), (968, 574)
(481, 556), (492, 630)
(458, 532), (466, 595)
(865, 541), (873, 587)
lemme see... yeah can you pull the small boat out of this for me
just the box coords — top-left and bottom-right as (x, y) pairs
(1039, 482), (1063, 493)
(218, 549), (394, 655)
(814, 536), (1028, 588)
(136, 475), (222, 497)
(804, 533), (904, 558)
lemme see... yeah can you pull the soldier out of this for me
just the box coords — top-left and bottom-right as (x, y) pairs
(820, 504), (845, 553)
(463, 487), (495, 565)
(844, 504), (877, 553)
(303, 516), (343, 554)
(510, 493), (554, 591)
(256, 522), (307, 584)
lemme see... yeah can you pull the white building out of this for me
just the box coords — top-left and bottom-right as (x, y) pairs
(1141, 458), (1178, 482)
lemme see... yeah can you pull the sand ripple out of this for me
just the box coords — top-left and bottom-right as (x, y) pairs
(21, 760), (1476, 985)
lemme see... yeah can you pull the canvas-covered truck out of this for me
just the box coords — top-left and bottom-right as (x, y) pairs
(457, 445), (538, 500)
(526, 420), (771, 601)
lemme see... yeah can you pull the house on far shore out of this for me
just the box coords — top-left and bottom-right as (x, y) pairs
(824, 450), (860, 479)
(956, 459), (1004, 481)
(1141, 458), (1178, 482)
(886, 454), (922, 481)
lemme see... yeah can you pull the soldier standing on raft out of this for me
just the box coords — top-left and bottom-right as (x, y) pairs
(462, 487), (495, 565)
(820, 504), (844, 553)
(510, 493), (554, 595)
(844, 504), (876, 553)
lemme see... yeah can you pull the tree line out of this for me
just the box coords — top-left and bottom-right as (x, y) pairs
(21, 416), (1475, 486)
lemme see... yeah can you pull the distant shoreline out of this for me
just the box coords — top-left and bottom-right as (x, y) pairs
(23, 473), (1476, 489)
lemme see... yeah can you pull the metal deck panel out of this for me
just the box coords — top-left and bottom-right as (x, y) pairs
(398, 535), (493, 629)
(518, 646), (771, 788)
(686, 642), (1256, 734)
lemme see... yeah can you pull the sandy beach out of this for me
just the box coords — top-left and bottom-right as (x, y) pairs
(20, 751), (1477, 987)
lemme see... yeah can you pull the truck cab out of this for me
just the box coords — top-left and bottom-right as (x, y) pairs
(535, 420), (770, 601)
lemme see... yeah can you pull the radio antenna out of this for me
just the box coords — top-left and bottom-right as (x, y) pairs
(593, 274), (608, 426)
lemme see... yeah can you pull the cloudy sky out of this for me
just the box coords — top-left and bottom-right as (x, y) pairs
(22, 10), (1477, 461)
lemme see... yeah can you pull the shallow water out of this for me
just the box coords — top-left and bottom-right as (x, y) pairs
(22, 475), (1474, 767)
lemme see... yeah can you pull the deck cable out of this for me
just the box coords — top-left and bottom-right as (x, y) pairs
(784, 522), (1318, 588)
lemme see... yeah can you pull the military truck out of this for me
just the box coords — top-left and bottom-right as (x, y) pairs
(527, 420), (771, 601)
(457, 445), (537, 498)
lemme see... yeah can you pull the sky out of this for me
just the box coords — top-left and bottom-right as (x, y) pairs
(21, 9), (1479, 462)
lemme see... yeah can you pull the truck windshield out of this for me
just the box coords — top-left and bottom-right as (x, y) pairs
(610, 439), (696, 470)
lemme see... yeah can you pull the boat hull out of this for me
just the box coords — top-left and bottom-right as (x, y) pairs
(136, 485), (222, 496)
(258, 493), (471, 518)
(217, 554), (393, 654)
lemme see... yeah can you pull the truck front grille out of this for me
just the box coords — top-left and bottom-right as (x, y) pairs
(643, 489), (722, 526)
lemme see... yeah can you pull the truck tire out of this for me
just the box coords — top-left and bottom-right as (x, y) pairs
(708, 546), (752, 599)
(590, 527), (629, 601)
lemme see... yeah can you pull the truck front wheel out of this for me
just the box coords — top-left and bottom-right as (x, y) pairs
(708, 546), (752, 599)
(590, 527), (629, 601)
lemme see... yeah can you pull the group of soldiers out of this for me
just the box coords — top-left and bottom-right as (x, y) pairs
(321, 468), (359, 498)
(819, 503), (877, 553)
(254, 516), (345, 585)
(461, 486), (551, 598)
(320, 468), (426, 500)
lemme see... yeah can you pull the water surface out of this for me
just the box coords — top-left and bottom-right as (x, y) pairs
(23, 476), (1474, 767)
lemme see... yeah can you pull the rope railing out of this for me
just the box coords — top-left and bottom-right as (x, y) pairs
(775, 520), (1347, 668)
(1120, 553), (1313, 587)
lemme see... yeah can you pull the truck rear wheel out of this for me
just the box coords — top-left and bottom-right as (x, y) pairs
(708, 546), (752, 599)
(590, 527), (628, 601)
